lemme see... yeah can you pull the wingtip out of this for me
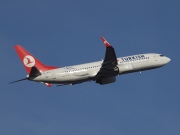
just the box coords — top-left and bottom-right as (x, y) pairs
(100, 36), (104, 40)
(100, 36), (111, 47)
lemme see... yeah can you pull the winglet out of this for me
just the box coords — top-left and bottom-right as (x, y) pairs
(101, 36), (111, 48)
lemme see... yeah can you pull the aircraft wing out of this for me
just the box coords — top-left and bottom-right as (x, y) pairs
(95, 37), (119, 78)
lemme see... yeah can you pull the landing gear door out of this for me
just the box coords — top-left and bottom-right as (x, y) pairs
(52, 73), (56, 79)
(154, 55), (158, 62)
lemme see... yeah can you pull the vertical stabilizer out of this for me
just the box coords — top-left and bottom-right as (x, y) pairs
(14, 45), (58, 74)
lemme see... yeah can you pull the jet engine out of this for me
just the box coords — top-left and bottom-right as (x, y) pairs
(96, 76), (116, 85)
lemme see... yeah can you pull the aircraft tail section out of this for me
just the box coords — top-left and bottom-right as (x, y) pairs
(14, 45), (58, 74)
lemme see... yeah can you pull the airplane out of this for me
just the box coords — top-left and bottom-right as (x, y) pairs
(10, 37), (171, 87)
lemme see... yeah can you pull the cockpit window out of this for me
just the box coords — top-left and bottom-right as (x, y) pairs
(160, 54), (164, 57)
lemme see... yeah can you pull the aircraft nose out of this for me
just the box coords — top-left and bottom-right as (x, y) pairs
(166, 57), (171, 63)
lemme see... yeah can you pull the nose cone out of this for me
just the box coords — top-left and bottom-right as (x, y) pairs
(166, 57), (171, 63)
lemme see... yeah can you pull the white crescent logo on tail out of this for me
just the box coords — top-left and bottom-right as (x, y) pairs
(23, 55), (35, 67)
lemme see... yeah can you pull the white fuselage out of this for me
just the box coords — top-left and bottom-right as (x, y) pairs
(32, 53), (170, 84)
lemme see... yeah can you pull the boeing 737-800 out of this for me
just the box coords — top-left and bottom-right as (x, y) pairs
(10, 37), (171, 87)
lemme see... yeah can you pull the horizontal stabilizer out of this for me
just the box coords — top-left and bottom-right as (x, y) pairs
(9, 78), (27, 84)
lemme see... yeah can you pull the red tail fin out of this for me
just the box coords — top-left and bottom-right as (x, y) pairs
(14, 45), (58, 74)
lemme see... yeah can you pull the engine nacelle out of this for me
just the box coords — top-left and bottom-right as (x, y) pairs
(118, 64), (133, 74)
(96, 76), (116, 85)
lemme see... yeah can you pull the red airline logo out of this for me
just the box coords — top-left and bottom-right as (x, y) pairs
(23, 55), (35, 67)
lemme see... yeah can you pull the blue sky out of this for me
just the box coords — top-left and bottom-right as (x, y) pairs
(0, 0), (180, 135)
